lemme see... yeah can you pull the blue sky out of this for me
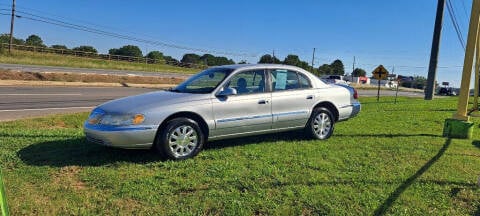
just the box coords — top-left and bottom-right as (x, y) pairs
(0, 0), (474, 86)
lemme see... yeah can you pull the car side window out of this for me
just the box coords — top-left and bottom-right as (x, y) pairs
(227, 70), (265, 95)
(271, 69), (301, 91)
(298, 72), (312, 89)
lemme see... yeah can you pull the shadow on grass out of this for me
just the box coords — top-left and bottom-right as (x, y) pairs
(18, 131), (309, 167)
(18, 137), (161, 167)
(474, 205), (480, 216)
(336, 133), (441, 138)
(472, 141), (480, 149)
(373, 138), (451, 216)
(206, 130), (308, 150)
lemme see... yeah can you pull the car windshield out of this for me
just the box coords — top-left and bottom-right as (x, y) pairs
(171, 68), (233, 94)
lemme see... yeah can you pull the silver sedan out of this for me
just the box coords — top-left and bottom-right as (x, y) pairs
(84, 64), (360, 160)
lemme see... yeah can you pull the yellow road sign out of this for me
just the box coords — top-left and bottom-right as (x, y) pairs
(372, 65), (389, 80)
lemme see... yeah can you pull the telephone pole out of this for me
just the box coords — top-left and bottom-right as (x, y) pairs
(311, 48), (316, 73)
(352, 56), (356, 81)
(9, 0), (16, 53)
(425, 0), (446, 100)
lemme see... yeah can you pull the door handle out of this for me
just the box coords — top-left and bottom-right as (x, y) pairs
(306, 95), (314, 100)
(258, 99), (270, 104)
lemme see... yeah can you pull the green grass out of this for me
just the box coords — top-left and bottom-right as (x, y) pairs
(0, 50), (198, 74)
(1, 97), (480, 215)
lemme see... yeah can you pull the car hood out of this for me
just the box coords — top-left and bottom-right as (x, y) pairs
(97, 90), (210, 113)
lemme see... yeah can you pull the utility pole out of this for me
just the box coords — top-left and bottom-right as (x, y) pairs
(9, 0), (16, 53)
(425, 0), (446, 100)
(272, 49), (275, 62)
(311, 48), (316, 73)
(352, 56), (356, 82)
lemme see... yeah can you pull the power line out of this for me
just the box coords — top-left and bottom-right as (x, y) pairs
(2, 7), (257, 57)
(446, 0), (466, 50)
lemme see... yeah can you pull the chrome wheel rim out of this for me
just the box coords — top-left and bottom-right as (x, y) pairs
(168, 125), (198, 157)
(313, 112), (332, 139)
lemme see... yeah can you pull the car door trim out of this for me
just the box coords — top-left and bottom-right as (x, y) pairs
(217, 114), (272, 123)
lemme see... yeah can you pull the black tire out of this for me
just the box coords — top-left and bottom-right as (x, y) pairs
(154, 118), (205, 160)
(305, 107), (335, 140)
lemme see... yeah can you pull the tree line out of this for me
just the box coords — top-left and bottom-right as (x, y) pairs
(0, 33), (373, 77)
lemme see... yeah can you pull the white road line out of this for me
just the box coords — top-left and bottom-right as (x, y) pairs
(0, 94), (82, 96)
(0, 106), (93, 112)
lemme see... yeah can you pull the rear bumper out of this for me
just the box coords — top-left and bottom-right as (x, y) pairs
(83, 122), (158, 149)
(350, 102), (361, 118)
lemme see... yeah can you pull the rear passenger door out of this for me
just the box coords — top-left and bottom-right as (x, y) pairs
(270, 69), (316, 129)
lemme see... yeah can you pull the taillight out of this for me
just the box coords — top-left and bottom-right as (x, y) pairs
(353, 88), (358, 99)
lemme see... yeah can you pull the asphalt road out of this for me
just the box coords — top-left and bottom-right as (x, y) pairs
(0, 63), (190, 78)
(0, 86), (425, 122)
(0, 86), (154, 121)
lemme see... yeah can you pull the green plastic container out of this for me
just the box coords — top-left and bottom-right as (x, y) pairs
(443, 118), (474, 139)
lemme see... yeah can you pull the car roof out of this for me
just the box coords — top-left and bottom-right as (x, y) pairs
(211, 64), (329, 88)
(212, 64), (306, 71)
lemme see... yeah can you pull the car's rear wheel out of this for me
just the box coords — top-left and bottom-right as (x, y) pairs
(155, 118), (204, 160)
(306, 107), (335, 139)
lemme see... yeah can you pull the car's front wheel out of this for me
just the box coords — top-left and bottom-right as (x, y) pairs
(306, 107), (335, 140)
(155, 118), (205, 160)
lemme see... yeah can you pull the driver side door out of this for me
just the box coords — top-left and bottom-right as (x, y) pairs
(211, 69), (272, 138)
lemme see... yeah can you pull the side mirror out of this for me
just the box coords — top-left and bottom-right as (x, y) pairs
(217, 87), (237, 97)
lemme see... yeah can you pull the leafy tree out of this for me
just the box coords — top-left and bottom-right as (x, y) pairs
(181, 53), (201, 65)
(238, 60), (247, 64)
(199, 54), (215, 65)
(318, 64), (332, 75)
(146, 51), (164, 60)
(412, 76), (427, 89)
(283, 54), (301, 66)
(72, 45), (97, 53)
(164, 55), (179, 65)
(215, 56), (235, 65)
(258, 54), (281, 64)
(25, 34), (45, 47)
(0, 34), (24, 45)
(108, 48), (119, 55)
(109, 45), (142, 57)
(296, 61), (310, 70)
(399, 75), (427, 89)
(352, 68), (367, 77)
(50, 44), (68, 50)
(282, 54), (310, 70)
(330, 59), (345, 75)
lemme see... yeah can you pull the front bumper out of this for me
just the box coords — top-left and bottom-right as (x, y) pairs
(84, 122), (158, 149)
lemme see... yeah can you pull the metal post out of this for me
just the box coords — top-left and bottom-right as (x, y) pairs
(311, 48), (316, 73)
(8, 0), (15, 53)
(272, 49), (275, 63)
(474, 33), (480, 111)
(352, 56), (355, 82)
(377, 79), (381, 102)
(473, 38), (480, 111)
(425, 0), (446, 100)
(454, 0), (480, 121)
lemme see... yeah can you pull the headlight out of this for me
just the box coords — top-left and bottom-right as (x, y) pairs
(100, 113), (145, 126)
(87, 109), (105, 125)
(87, 109), (145, 126)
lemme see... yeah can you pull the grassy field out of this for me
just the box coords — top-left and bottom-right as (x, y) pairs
(0, 97), (479, 215)
(0, 50), (198, 74)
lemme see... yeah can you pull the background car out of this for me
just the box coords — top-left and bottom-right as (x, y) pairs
(84, 64), (361, 160)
